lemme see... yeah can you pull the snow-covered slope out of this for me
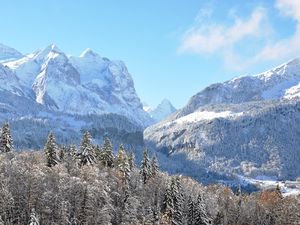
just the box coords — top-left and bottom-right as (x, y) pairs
(145, 58), (300, 182)
(144, 99), (176, 123)
(174, 58), (300, 119)
(0, 43), (23, 61)
(2, 44), (151, 127)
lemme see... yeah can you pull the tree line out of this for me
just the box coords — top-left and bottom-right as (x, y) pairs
(0, 122), (299, 224)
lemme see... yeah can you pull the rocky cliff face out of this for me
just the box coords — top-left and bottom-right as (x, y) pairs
(0, 44), (151, 149)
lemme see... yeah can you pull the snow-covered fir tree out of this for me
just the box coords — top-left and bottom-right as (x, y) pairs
(150, 154), (159, 178)
(0, 122), (14, 153)
(100, 137), (114, 168)
(116, 145), (131, 184)
(44, 132), (58, 167)
(187, 196), (195, 225)
(128, 152), (136, 170)
(94, 144), (102, 159)
(140, 149), (151, 184)
(68, 144), (77, 158)
(58, 146), (66, 162)
(194, 194), (211, 225)
(172, 177), (184, 225)
(116, 144), (126, 168)
(162, 180), (174, 223)
(79, 131), (96, 166)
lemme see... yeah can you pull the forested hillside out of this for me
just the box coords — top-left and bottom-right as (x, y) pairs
(0, 123), (299, 225)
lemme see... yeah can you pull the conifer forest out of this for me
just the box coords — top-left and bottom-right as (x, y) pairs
(0, 123), (299, 225)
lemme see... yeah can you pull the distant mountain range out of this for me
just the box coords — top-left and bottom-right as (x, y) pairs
(145, 58), (300, 182)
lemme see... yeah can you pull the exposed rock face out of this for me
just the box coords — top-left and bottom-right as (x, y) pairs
(0, 44), (152, 149)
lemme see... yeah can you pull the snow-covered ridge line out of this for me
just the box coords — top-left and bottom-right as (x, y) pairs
(0, 43), (153, 127)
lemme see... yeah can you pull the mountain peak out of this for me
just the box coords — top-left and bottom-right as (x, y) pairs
(43, 44), (63, 54)
(0, 43), (23, 61)
(147, 99), (177, 123)
(160, 98), (175, 107)
(80, 48), (99, 58)
(34, 44), (65, 62)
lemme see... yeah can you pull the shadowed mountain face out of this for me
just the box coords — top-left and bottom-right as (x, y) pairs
(0, 44), (152, 149)
(145, 58), (300, 181)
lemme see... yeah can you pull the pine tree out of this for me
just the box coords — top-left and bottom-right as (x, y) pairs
(150, 154), (159, 178)
(68, 144), (77, 159)
(79, 131), (96, 166)
(140, 149), (151, 184)
(172, 177), (184, 225)
(187, 196), (195, 225)
(194, 194), (210, 225)
(94, 144), (102, 160)
(44, 132), (58, 167)
(0, 122), (14, 153)
(122, 155), (131, 184)
(128, 152), (136, 170)
(162, 180), (174, 223)
(116, 144), (126, 168)
(58, 146), (66, 162)
(100, 138), (114, 168)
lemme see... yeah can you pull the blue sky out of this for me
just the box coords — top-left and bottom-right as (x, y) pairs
(1, 0), (300, 108)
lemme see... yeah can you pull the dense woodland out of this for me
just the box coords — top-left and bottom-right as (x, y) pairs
(0, 123), (299, 225)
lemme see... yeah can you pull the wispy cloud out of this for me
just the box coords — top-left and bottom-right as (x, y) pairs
(178, 0), (300, 71)
(254, 0), (300, 62)
(179, 7), (268, 55)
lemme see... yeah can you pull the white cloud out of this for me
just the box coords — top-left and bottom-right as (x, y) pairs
(178, 7), (268, 55)
(276, 0), (300, 21)
(179, 0), (300, 71)
(254, 0), (300, 62)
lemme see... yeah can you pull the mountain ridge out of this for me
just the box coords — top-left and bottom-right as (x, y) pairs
(1, 43), (152, 127)
(145, 58), (300, 182)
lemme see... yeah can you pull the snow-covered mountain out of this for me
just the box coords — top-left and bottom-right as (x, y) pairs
(2, 44), (151, 127)
(0, 44), (152, 149)
(174, 58), (300, 119)
(144, 99), (176, 123)
(145, 58), (300, 182)
(0, 43), (23, 61)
